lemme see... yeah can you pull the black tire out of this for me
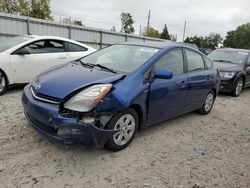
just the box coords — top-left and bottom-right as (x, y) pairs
(0, 71), (8, 96)
(232, 78), (244, 97)
(105, 108), (138, 151)
(197, 90), (215, 115)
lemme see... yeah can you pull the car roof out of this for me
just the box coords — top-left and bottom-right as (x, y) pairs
(216, 48), (250, 53)
(21, 35), (93, 48)
(118, 41), (198, 50)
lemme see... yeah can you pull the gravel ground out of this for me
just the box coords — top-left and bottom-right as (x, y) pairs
(0, 86), (249, 188)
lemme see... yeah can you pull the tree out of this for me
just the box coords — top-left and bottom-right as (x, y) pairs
(0, 0), (52, 20)
(160, 24), (171, 40)
(16, 0), (29, 16)
(0, 0), (17, 14)
(223, 23), (250, 49)
(60, 17), (83, 26)
(29, 0), (52, 20)
(185, 36), (206, 47)
(185, 33), (222, 49)
(120, 12), (135, 34)
(144, 27), (160, 38)
(205, 33), (223, 49)
(223, 31), (236, 48)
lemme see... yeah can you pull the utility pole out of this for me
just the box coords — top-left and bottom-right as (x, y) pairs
(182, 21), (187, 42)
(147, 10), (151, 33)
(139, 25), (142, 36)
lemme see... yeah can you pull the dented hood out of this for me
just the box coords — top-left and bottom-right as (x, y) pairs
(33, 62), (124, 99)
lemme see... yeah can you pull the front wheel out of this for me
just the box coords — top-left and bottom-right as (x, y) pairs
(232, 78), (244, 97)
(0, 71), (8, 96)
(105, 109), (138, 151)
(197, 91), (215, 115)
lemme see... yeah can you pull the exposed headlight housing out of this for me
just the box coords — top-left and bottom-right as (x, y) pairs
(64, 84), (112, 112)
(219, 72), (236, 78)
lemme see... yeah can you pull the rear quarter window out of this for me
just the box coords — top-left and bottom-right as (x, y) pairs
(65, 42), (88, 52)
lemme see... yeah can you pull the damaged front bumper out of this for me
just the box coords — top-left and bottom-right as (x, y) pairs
(22, 85), (117, 147)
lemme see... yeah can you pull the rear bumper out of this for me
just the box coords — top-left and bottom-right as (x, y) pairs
(22, 85), (117, 147)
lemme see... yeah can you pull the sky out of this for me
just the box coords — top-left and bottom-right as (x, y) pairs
(50, 0), (250, 41)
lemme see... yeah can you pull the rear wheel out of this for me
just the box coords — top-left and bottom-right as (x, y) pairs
(197, 91), (215, 115)
(0, 71), (8, 96)
(105, 109), (138, 151)
(232, 78), (244, 97)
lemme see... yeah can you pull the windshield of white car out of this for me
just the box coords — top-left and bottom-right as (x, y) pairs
(208, 49), (249, 65)
(80, 44), (159, 74)
(0, 36), (32, 52)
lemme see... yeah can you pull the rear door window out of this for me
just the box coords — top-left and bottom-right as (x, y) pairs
(65, 42), (88, 52)
(186, 50), (205, 72)
(23, 40), (65, 54)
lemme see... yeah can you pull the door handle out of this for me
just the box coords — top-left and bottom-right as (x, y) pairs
(179, 80), (187, 89)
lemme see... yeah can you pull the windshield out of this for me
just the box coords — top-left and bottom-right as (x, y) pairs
(208, 49), (249, 64)
(0, 36), (32, 52)
(80, 44), (159, 73)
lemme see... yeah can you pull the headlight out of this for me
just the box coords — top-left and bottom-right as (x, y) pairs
(64, 84), (112, 112)
(219, 72), (236, 78)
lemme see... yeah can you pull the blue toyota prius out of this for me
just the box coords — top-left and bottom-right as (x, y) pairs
(22, 42), (220, 151)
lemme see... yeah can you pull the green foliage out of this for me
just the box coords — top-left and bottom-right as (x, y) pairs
(185, 33), (222, 50)
(29, 0), (52, 20)
(16, 0), (29, 16)
(223, 23), (250, 49)
(61, 17), (83, 26)
(144, 27), (160, 38)
(0, 0), (52, 20)
(120, 12), (135, 34)
(0, 0), (17, 13)
(160, 24), (170, 40)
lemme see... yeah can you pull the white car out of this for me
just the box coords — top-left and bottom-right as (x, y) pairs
(0, 35), (96, 95)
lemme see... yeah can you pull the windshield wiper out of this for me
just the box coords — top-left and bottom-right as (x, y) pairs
(91, 63), (117, 74)
(79, 61), (94, 68)
(213, 59), (235, 64)
(79, 61), (118, 74)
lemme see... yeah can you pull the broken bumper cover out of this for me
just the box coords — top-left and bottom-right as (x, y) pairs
(22, 85), (116, 147)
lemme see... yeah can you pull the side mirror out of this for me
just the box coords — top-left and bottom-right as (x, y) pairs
(14, 48), (30, 55)
(155, 69), (173, 79)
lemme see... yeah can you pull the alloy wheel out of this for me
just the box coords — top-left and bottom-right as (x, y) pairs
(113, 114), (136, 146)
(235, 79), (243, 96)
(204, 93), (214, 112)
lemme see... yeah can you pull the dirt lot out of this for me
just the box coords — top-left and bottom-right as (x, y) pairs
(0, 87), (249, 188)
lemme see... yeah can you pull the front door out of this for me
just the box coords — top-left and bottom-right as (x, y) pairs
(148, 48), (187, 125)
(10, 39), (69, 83)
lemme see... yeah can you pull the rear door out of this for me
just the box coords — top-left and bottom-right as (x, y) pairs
(185, 49), (212, 111)
(10, 39), (69, 83)
(148, 48), (188, 124)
